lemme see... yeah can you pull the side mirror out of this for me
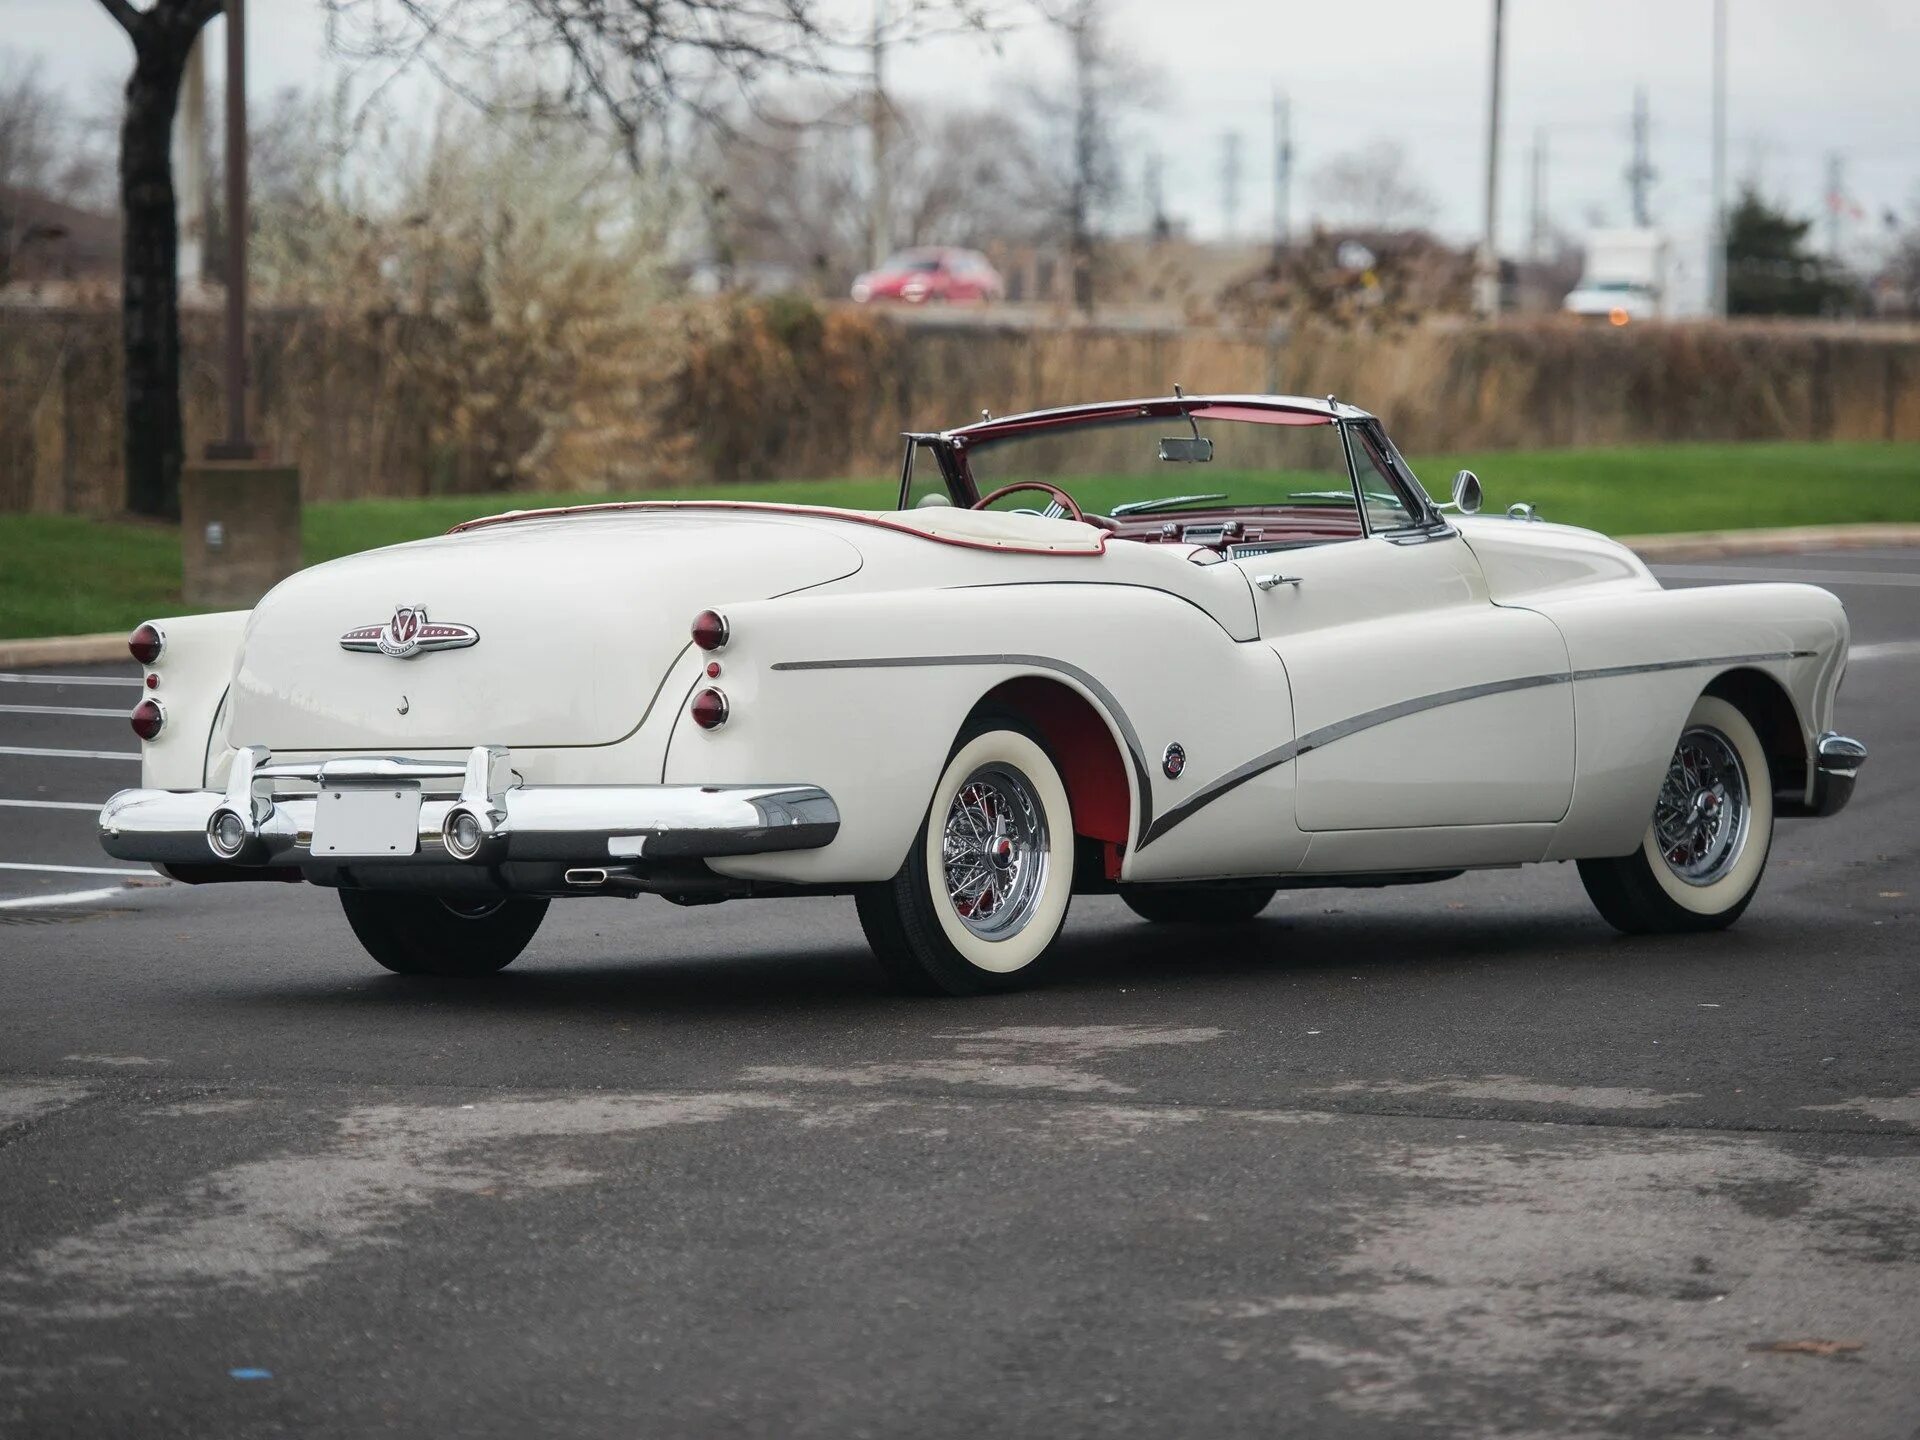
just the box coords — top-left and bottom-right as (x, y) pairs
(1448, 469), (1483, 515)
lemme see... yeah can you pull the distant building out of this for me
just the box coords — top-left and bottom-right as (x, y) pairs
(0, 186), (120, 300)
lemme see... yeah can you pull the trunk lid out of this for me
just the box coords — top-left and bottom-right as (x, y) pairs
(228, 512), (862, 750)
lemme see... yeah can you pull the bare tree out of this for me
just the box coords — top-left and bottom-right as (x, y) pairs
(1022, 0), (1153, 313)
(1311, 140), (1439, 233)
(696, 91), (1039, 291)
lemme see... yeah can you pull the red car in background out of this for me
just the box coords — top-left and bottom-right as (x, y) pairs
(851, 247), (1004, 304)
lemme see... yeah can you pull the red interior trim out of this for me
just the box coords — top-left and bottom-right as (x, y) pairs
(447, 500), (1111, 558)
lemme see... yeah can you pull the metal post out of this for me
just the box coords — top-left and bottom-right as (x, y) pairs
(1709, 0), (1727, 317)
(1271, 87), (1292, 259)
(209, 0), (255, 460)
(1528, 127), (1547, 262)
(868, 0), (889, 270)
(1475, 0), (1506, 317)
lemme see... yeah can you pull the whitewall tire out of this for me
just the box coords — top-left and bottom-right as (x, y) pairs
(856, 713), (1076, 995)
(1578, 694), (1775, 934)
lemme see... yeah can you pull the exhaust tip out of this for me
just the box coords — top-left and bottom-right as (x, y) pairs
(564, 867), (609, 888)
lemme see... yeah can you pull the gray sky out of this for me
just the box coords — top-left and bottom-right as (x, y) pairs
(12, 0), (1918, 259)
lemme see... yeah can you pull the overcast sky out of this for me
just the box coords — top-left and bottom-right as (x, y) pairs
(12, 0), (1918, 259)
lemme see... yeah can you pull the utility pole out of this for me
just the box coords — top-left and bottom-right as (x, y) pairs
(1144, 152), (1169, 241)
(1271, 87), (1292, 260)
(208, 0), (255, 460)
(868, 0), (890, 270)
(1221, 129), (1243, 241)
(1475, 0), (1506, 316)
(1528, 127), (1548, 261)
(173, 35), (207, 291)
(1626, 85), (1657, 227)
(1708, 0), (1728, 317)
(1824, 151), (1845, 260)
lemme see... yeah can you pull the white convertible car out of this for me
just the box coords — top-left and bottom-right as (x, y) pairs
(101, 394), (1865, 994)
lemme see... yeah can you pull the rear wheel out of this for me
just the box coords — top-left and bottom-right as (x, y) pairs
(855, 714), (1076, 996)
(1118, 885), (1275, 925)
(339, 890), (548, 976)
(1578, 695), (1774, 934)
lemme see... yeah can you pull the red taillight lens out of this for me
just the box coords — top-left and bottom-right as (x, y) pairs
(690, 688), (729, 730)
(128, 622), (165, 665)
(691, 610), (729, 651)
(130, 698), (165, 741)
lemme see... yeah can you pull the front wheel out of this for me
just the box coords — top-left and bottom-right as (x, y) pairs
(339, 890), (549, 976)
(855, 714), (1076, 996)
(1578, 695), (1774, 934)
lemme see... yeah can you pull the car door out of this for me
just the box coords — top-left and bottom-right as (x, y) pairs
(1230, 428), (1576, 834)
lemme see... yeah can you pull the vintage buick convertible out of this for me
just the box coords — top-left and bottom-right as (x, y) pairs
(101, 394), (1865, 994)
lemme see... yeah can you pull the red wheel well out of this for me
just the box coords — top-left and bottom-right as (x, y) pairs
(978, 677), (1132, 852)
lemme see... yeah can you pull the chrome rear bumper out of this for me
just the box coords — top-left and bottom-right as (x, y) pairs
(99, 745), (839, 871)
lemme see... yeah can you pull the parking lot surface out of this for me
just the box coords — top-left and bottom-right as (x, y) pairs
(1, 548), (1915, 1437)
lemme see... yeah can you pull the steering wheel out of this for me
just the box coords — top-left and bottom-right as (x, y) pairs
(971, 482), (1085, 524)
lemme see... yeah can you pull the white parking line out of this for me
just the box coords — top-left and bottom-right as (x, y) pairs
(0, 746), (138, 761)
(0, 704), (129, 719)
(1850, 639), (1920, 662)
(0, 672), (141, 687)
(0, 861), (150, 876)
(0, 886), (129, 910)
(0, 798), (102, 812)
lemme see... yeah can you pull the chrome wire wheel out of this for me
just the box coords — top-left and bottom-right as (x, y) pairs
(940, 762), (1051, 940)
(1652, 726), (1752, 886)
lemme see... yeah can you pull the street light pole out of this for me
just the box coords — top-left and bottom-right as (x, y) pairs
(1475, 0), (1506, 317)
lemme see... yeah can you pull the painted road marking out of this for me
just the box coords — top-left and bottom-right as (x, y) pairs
(0, 704), (129, 719)
(0, 798), (102, 812)
(0, 886), (128, 910)
(0, 862), (151, 876)
(0, 747), (138, 761)
(1850, 639), (1920, 662)
(0, 673), (141, 687)
(1655, 564), (1920, 588)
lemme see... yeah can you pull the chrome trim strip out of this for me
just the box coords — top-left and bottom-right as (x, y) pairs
(1145, 649), (1818, 846)
(774, 648), (1819, 854)
(771, 653), (1157, 841)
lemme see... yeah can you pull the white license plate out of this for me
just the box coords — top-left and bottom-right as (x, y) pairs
(311, 787), (423, 858)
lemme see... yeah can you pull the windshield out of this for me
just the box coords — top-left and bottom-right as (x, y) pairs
(964, 413), (1360, 518)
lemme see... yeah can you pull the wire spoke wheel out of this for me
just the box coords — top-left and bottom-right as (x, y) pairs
(1651, 726), (1751, 886)
(940, 764), (1051, 940)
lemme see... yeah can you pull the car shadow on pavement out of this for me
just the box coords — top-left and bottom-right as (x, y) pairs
(197, 900), (1811, 1025)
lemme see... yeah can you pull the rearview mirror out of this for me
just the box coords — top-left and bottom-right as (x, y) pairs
(1449, 469), (1483, 515)
(1159, 436), (1214, 463)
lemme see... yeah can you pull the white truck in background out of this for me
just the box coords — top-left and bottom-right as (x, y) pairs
(1563, 228), (1670, 323)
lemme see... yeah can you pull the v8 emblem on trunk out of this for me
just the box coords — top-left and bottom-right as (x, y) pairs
(340, 605), (479, 659)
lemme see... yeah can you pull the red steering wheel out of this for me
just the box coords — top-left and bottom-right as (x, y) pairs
(971, 482), (1085, 524)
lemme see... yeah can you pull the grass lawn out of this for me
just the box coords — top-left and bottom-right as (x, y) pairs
(3, 441), (1916, 641)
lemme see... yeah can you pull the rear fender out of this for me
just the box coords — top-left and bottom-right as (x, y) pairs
(134, 611), (251, 790)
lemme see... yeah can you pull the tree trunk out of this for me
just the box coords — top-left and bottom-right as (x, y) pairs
(117, 20), (193, 518)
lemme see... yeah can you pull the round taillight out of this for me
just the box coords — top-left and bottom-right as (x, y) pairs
(130, 698), (165, 741)
(691, 610), (729, 651)
(128, 622), (165, 666)
(690, 688), (729, 730)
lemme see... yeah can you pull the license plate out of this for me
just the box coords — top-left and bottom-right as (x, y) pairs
(311, 787), (423, 858)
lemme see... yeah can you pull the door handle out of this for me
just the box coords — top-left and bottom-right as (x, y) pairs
(1253, 573), (1302, 590)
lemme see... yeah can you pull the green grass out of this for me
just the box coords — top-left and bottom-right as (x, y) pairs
(4, 442), (1916, 641)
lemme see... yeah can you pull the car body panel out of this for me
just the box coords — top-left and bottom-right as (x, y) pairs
(108, 393), (1858, 908)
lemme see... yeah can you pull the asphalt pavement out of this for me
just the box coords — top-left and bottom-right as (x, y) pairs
(1, 547), (1915, 1438)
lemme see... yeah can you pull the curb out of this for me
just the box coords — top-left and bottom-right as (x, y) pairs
(1, 524), (1916, 667)
(1621, 522), (1920, 560)
(0, 633), (130, 669)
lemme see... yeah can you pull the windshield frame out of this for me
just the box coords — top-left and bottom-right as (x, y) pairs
(898, 399), (1440, 537)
